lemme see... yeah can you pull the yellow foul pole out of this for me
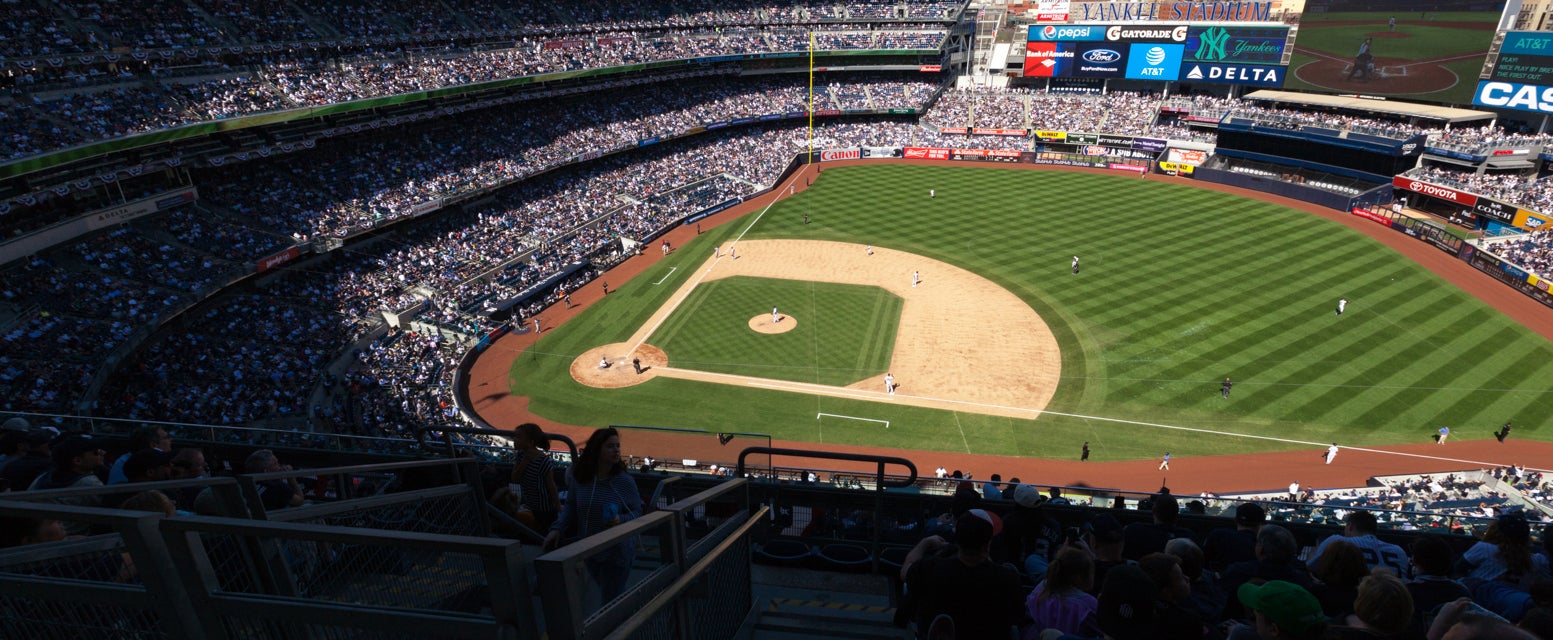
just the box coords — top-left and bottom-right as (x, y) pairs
(808, 31), (815, 165)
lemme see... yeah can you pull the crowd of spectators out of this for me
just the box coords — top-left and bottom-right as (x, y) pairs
(1406, 165), (1553, 219)
(1492, 227), (1553, 279)
(899, 485), (1553, 640)
(1428, 125), (1553, 157)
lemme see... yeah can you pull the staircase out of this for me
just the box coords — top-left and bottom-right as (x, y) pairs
(742, 566), (909, 640)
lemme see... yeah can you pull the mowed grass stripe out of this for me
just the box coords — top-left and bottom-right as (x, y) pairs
(515, 164), (1553, 459)
(650, 276), (900, 386)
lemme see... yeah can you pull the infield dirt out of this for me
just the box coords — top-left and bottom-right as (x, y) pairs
(569, 239), (1063, 418)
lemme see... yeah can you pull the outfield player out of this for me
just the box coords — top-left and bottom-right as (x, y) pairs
(1071, 255), (1080, 274)
(1337, 298), (1348, 316)
(1221, 377), (1233, 399)
(929, 188), (935, 199)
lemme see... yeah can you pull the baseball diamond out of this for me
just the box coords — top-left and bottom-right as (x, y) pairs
(473, 162), (1553, 485)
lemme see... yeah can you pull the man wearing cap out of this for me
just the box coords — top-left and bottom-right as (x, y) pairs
(1002, 484), (1060, 571)
(900, 511), (1022, 639)
(109, 425), (172, 485)
(0, 429), (55, 490)
(1237, 580), (1328, 640)
(1205, 502), (1266, 573)
(1096, 564), (1160, 640)
(1307, 511), (1410, 578)
(1086, 514), (1130, 594)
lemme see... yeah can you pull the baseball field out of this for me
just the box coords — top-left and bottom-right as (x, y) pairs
(1285, 9), (1499, 104)
(485, 163), (1553, 466)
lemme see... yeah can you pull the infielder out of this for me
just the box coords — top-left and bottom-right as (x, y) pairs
(866, 245), (873, 256)
(884, 372), (895, 395)
(772, 306), (779, 323)
(912, 271), (919, 288)
(1324, 443), (1338, 465)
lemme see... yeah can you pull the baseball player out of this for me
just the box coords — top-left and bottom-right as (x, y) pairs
(1158, 452), (1171, 471)
(772, 306), (779, 323)
(532, 317), (541, 334)
(1437, 426), (1449, 445)
(884, 373), (895, 395)
(1336, 298), (1348, 316)
(866, 245), (873, 256)
(1072, 255), (1080, 274)
(912, 271), (919, 288)
(1221, 377), (1233, 399)
(1324, 443), (1338, 465)
(929, 188), (935, 199)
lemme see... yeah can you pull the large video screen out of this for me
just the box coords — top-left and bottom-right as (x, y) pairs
(1025, 24), (1289, 86)
(1473, 32), (1553, 115)
(1283, 0), (1507, 105)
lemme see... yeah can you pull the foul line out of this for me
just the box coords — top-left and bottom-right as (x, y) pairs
(817, 412), (890, 429)
(666, 368), (1553, 474)
(651, 266), (678, 285)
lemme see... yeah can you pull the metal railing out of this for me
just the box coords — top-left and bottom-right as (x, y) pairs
(535, 478), (758, 640)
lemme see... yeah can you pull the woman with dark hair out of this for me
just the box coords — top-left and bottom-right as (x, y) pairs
(543, 427), (642, 600)
(509, 423), (560, 531)
(1312, 538), (1370, 618)
(1463, 513), (1548, 588)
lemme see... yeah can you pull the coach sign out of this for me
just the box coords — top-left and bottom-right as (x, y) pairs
(1473, 197), (1517, 224)
(1392, 176), (1477, 207)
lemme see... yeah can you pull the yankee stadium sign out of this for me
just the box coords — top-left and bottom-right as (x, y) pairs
(1074, 1), (1275, 22)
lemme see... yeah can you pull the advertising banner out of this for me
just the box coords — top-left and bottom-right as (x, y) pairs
(1184, 25), (1287, 65)
(971, 128), (1029, 136)
(1065, 133), (1098, 145)
(941, 127), (969, 134)
(904, 147), (952, 160)
(820, 148), (861, 161)
(1474, 81), (1553, 115)
(1073, 43), (1129, 78)
(1392, 176), (1477, 207)
(1035, 0), (1071, 22)
(1500, 31), (1553, 56)
(1513, 209), (1550, 231)
(1350, 207), (1393, 228)
(1106, 25), (1189, 44)
(1028, 24), (1106, 42)
(1096, 134), (1134, 148)
(1074, 1), (1276, 22)
(1158, 161), (1196, 175)
(950, 149), (1024, 162)
(1167, 148), (1208, 165)
(919, 65), (943, 72)
(1473, 197), (1517, 223)
(409, 200), (441, 218)
(1491, 149), (1530, 156)
(256, 246), (302, 273)
(1180, 62), (1284, 86)
(86, 186), (198, 232)
(1131, 137), (1168, 152)
(1034, 130), (1069, 141)
(1024, 42), (1076, 77)
(1125, 43), (1184, 80)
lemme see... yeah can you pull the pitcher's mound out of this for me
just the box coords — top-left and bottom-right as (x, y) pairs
(571, 343), (668, 388)
(750, 314), (797, 334)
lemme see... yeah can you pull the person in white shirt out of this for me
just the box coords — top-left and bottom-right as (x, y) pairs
(1324, 444), (1339, 465)
(1307, 511), (1410, 578)
(1289, 481), (1300, 501)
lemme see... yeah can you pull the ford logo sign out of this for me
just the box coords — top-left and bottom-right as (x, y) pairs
(1083, 49), (1120, 63)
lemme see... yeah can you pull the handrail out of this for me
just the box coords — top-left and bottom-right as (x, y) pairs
(646, 476), (682, 513)
(736, 446), (917, 489)
(412, 424), (578, 460)
(604, 505), (770, 640)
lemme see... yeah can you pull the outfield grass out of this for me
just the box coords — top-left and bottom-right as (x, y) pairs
(649, 276), (901, 386)
(510, 164), (1553, 461)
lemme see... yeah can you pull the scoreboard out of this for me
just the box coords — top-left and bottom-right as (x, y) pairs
(1026, 23), (1289, 87)
(1475, 32), (1553, 114)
